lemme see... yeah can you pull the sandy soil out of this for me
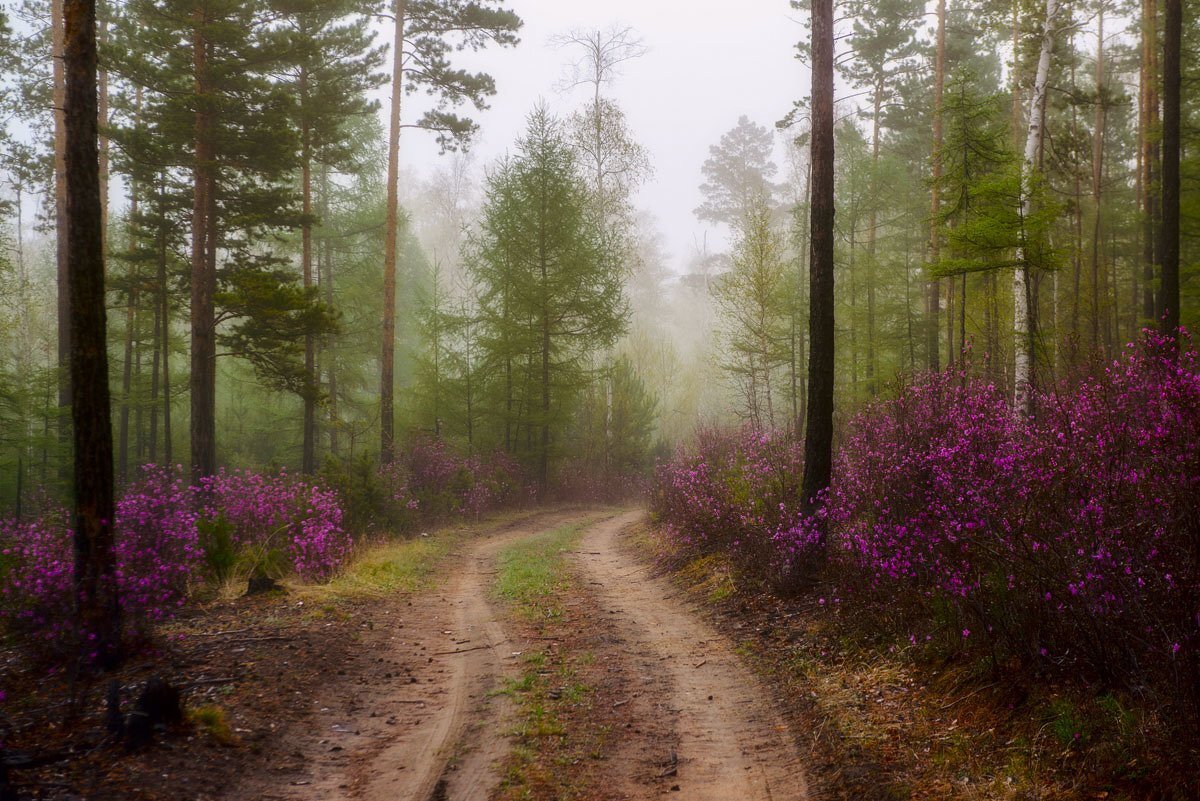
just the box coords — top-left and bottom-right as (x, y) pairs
(573, 512), (809, 801)
(225, 509), (588, 801)
(229, 508), (809, 801)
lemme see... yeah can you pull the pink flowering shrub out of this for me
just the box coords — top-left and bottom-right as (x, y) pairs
(832, 333), (1200, 682)
(115, 466), (202, 627)
(0, 467), (201, 650)
(0, 515), (74, 649)
(461, 449), (524, 516)
(828, 368), (1020, 607)
(553, 462), (651, 504)
(654, 331), (1200, 702)
(406, 437), (474, 518)
(0, 467), (351, 654)
(323, 440), (526, 535)
(196, 469), (350, 581)
(650, 426), (815, 577)
(388, 438), (525, 522)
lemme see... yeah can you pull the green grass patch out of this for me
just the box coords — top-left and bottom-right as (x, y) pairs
(304, 509), (542, 601)
(187, 704), (236, 746)
(493, 518), (605, 800)
(326, 533), (463, 598)
(493, 521), (590, 620)
(307, 521), (502, 601)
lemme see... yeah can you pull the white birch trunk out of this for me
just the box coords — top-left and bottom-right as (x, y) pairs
(1014, 0), (1057, 415)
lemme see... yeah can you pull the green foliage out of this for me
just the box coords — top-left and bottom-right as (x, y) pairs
(216, 263), (337, 400)
(562, 355), (659, 491)
(401, 0), (523, 151)
(319, 453), (403, 533)
(696, 115), (778, 227)
(198, 515), (237, 583)
(934, 70), (1026, 279)
(467, 106), (628, 485)
(714, 194), (793, 427)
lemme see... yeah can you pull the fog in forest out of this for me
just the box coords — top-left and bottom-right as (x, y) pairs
(0, 0), (1198, 796)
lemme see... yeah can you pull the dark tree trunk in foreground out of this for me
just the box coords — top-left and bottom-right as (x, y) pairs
(1159, 0), (1181, 337)
(64, 0), (120, 668)
(801, 0), (835, 521)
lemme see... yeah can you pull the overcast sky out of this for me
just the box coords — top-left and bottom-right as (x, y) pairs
(395, 0), (812, 274)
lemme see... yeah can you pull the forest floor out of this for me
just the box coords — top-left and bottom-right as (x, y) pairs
(2, 507), (810, 801)
(6, 507), (1181, 800)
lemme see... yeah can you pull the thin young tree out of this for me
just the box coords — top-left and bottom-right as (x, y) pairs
(552, 24), (650, 477)
(282, 0), (385, 473)
(1141, 0), (1160, 322)
(714, 193), (790, 427)
(55, 0), (71, 452)
(928, 0), (946, 371)
(1014, 0), (1057, 415)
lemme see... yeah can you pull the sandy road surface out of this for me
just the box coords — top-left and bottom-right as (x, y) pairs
(227, 510), (585, 801)
(573, 512), (810, 800)
(228, 509), (808, 801)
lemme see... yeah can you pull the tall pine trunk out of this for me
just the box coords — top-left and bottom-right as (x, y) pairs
(1141, 0), (1160, 322)
(117, 263), (136, 482)
(54, 0), (71, 457)
(98, 7), (108, 257)
(801, 0), (835, 520)
(190, 13), (217, 481)
(300, 66), (316, 474)
(159, 174), (172, 468)
(320, 168), (339, 457)
(1090, 9), (1107, 353)
(1069, 48), (1083, 345)
(64, 0), (120, 668)
(866, 84), (881, 393)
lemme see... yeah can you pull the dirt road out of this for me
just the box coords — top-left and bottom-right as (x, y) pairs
(229, 509), (808, 801)
(574, 512), (809, 800)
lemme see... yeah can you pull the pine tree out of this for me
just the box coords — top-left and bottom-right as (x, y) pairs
(1159, 0), (1181, 336)
(695, 116), (779, 229)
(379, 0), (521, 464)
(111, 0), (330, 479)
(714, 193), (791, 427)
